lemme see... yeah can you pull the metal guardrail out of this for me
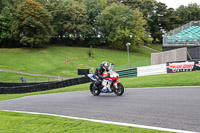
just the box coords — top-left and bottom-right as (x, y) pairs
(116, 68), (137, 78)
(0, 76), (91, 94)
(137, 64), (167, 77)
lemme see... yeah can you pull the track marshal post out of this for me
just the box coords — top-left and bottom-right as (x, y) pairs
(63, 58), (69, 72)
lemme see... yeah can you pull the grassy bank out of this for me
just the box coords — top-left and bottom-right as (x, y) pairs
(149, 44), (162, 51)
(0, 71), (58, 83)
(0, 111), (172, 133)
(0, 46), (154, 78)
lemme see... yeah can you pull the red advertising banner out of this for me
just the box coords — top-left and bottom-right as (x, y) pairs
(167, 60), (200, 73)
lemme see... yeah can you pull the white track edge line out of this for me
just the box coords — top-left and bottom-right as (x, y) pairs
(1, 110), (198, 133)
(126, 86), (200, 90)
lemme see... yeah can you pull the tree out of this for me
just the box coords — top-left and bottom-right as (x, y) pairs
(120, 0), (179, 43)
(0, 7), (12, 47)
(132, 9), (149, 46)
(160, 8), (181, 32)
(174, 3), (200, 25)
(36, 0), (65, 42)
(83, 0), (107, 26)
(12, 0), (52, 48)
(61, 0), (91, 42)
(96, 3), (148, 49)
(83, 0), (106, 38)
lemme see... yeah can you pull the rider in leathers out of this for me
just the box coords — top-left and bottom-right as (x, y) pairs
(94, 61), (110, 89)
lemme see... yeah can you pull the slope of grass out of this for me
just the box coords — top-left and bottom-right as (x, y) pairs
(149, 44), (163, 51)
(0, 45), (155, 77)
(0, 71), (57, 83)
(0, 111), (171, 133)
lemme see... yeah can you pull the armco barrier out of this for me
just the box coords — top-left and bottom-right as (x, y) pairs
(116, 68), (137, 78)
(0, 82), (48, 87)
(137, 64), (167, 77)
(0, 76), (91, 94)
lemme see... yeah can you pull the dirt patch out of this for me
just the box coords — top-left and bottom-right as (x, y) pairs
(89, 60), (96, 62)
(76, 64), (89, 68)
(41, 50), (48, 53)
(0, 49), (31, 53)
(66, 56), (78, 59)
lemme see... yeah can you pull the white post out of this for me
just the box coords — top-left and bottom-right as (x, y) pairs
(126, 43), (131, 68)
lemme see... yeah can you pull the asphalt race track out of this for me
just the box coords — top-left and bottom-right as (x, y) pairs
(0, 87), (200, 132)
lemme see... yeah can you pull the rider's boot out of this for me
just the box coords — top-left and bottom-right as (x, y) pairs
(93, 82), (99, 90)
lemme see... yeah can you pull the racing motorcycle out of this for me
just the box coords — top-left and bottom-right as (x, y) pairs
(88, 63), (124, 96)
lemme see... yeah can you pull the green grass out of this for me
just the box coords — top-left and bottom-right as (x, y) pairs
(0, 45), (193, 133)
(1, 71), (200, 101)
(0, 45), (155, 78)
(0, 111), (172, 133)
(121, 71), (200, 88)
(149, 44), (163, 51)
(0, 70), (198, 133)
(0, 71), (57, 83)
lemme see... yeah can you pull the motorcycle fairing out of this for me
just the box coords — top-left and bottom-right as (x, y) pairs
(113, 81), (120, 88)
(88, 74), (97, 81)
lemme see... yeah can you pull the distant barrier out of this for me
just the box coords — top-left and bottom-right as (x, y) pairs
(137, 64), (167, 77)
(116, 68), (137, 78)
(0, 76), (90, 94)
(0, 82), (46, 87)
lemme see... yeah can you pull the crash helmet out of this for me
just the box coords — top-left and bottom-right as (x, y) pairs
(102, 61), (109, 70)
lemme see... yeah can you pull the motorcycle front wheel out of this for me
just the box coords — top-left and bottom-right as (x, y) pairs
(114, 83), (124, 96)
(90, 82), (101, 96)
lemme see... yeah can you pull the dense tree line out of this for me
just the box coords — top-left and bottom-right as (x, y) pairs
(0, 0), (200, 49)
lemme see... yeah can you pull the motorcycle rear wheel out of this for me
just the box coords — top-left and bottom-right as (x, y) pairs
(90, 82), (101, 96)
(114, 83), (124, 96)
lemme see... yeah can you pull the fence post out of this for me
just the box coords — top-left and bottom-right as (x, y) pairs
(0, 70), (2, 82)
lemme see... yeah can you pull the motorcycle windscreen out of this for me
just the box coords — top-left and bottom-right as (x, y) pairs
(109, 63), (115, 71)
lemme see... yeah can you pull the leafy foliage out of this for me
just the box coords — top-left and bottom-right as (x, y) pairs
(96, 3), (148, 49)
(62, 0), (91, 41)
(0, 7), (12, 47)
(1, 0), (200, 48)
(175, 3), (200, 25)
(12, 0), (52, 48)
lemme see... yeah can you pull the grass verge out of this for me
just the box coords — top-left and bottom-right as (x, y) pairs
(120, 71), (200, 88)
(0, 71), (197, 133)
(0, 111), (172, 133)
(1, 71), (200, 101)
(149, 44), (162, 51)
